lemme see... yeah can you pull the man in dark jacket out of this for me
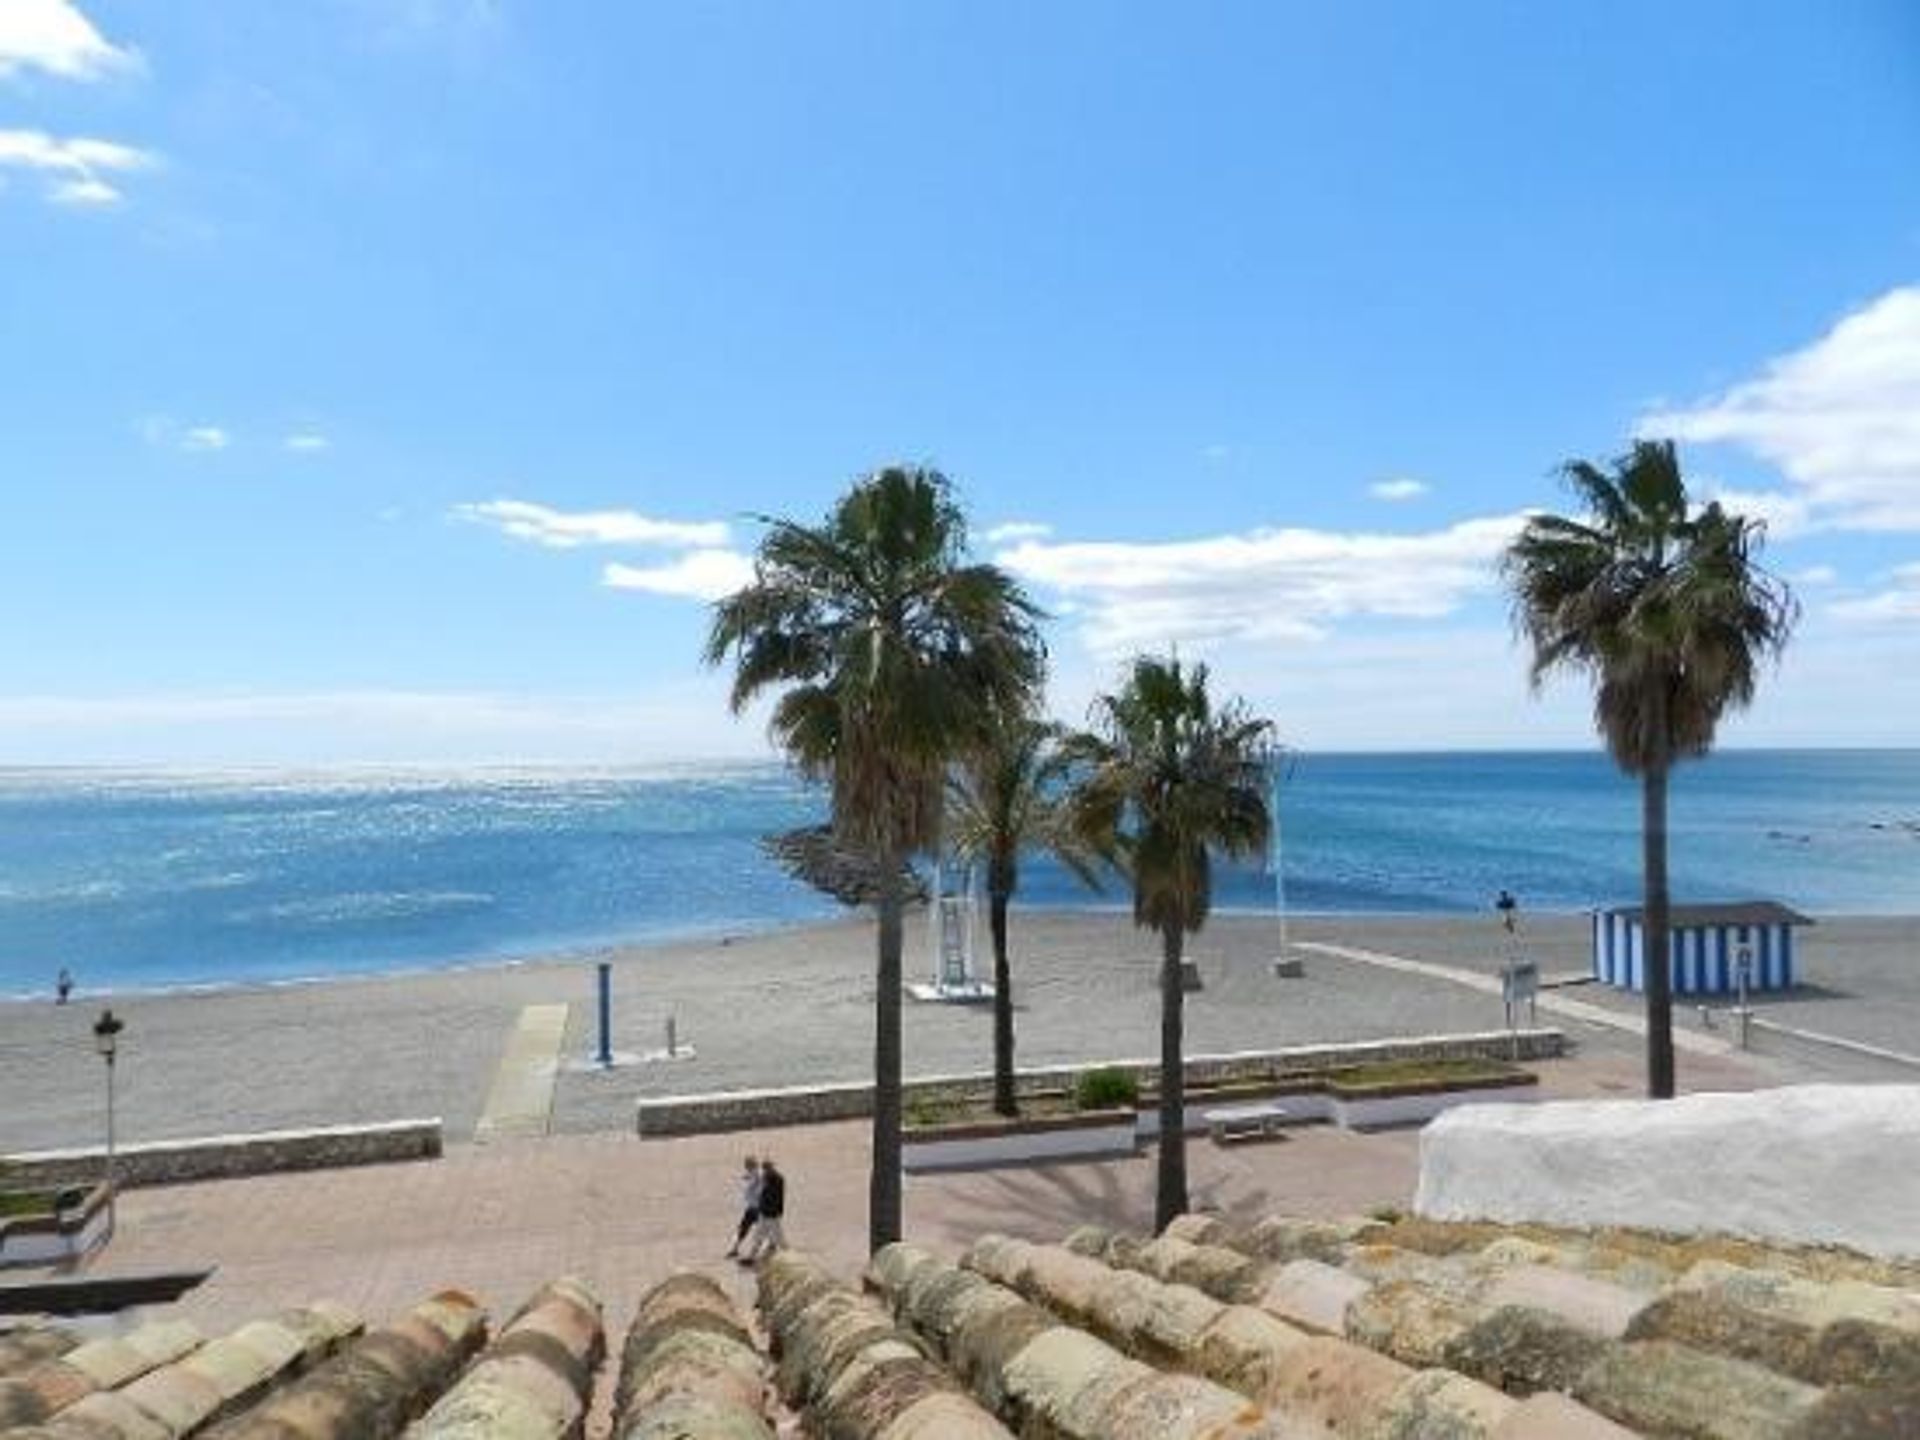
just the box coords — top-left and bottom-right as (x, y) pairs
(741, 1158), (786, 1261)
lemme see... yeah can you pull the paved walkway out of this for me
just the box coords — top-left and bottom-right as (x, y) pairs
(80, 1046), (1772, 1341)
(474, 1004), (568, 1140)
(1293, 940), (1744, 1059)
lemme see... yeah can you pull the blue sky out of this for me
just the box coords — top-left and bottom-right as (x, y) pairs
(3, 0), (1918, 764)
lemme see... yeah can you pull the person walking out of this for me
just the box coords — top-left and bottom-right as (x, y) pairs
(741, 1157), (786, 1262)
(724, 1155), (761, 1259)
(55, 968), (73, 1005)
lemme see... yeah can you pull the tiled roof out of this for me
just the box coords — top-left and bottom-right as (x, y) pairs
(4, 1210), (1915, 1439)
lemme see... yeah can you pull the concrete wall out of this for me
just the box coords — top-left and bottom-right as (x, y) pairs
(1414, 1084), (1920, 1260)
(3, 1118), (442, 1190)
(903, 1114), (1137, 1173)
(637, 1029), (1564, 1137)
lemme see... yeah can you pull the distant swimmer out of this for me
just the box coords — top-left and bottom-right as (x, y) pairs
(56, 968), (73, 1005)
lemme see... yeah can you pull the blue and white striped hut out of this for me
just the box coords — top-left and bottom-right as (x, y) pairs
(1591, 901), (1813, 995)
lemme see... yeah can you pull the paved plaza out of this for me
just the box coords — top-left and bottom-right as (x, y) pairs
(81, 1044), (1769, 1339)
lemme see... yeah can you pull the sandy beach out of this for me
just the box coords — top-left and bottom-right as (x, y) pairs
(4, 909), (1917, 1153)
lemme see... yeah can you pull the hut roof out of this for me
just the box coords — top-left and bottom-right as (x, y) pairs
(1602, 900), (1814, 928)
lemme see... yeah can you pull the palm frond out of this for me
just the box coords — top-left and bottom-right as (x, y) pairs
(1060, 654), (1273, 941)
(704, 464), (1047, 864)
(1504, 439), (1798, 772)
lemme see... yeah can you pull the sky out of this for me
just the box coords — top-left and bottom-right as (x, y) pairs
(3, 0), (1919, 765)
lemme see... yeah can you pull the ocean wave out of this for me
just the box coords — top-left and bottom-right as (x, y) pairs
(227, 890), (496, 926)
(0, 878), (127, 905)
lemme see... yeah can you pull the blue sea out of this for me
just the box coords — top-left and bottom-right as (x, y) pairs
(1, 751), (1916, 999)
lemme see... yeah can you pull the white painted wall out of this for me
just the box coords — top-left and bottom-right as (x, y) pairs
(1414, 1084), (1920, 1260)
(902, 1119), (1137, 1172)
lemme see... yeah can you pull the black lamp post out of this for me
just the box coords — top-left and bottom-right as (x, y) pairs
(92, 1009), (124, 1242)
(1495, 889), (1518, 934)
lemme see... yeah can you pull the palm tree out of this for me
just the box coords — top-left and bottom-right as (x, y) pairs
(1064, 655), (1272, 1230)
(1503, 439), (1797, 1098)
(705, 465), (1044, 1250)
(945, 711), (1101, 1118)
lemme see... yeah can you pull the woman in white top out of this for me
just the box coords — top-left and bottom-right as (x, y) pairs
(725, 1155), (761, 1258)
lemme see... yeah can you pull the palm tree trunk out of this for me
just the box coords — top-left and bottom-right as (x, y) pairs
(870, 856), (905, 1251)
(1642, 690), (1676, 1100)
(1155, 922), (1188, 1231)
(990, 889), (1016, 1117)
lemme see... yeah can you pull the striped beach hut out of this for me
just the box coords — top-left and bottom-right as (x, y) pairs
(1591, 901), (1813, 995)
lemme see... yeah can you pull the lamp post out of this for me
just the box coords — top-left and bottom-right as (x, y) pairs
(92, 1008), (124, 1243)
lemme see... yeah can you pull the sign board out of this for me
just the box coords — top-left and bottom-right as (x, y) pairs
(1502, 960), (1539, 1006)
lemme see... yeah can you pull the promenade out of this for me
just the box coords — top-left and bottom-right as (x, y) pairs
(92, 1044), (1770, 1338)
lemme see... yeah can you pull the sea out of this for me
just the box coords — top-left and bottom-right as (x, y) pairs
(1, 750), (1916, 999)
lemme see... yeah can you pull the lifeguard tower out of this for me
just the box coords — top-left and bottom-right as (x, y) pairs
(907, 856), (993, 1003)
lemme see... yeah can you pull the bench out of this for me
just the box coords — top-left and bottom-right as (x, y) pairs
(1205, 1101), (1290, 1145)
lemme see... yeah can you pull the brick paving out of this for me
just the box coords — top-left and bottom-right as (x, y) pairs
(81, 1045), (1771, 1343)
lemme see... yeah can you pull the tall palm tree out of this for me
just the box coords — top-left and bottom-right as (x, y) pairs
(1064, 655), (1272, 1230)
(1503, 439), (1797, 1098)
(945, 711), (1101, 1118)
(705, 465), (1043, 1251)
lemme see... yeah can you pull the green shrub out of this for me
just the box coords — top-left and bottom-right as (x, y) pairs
(1073, 1066), (1140, 1111)
(904, 1092), (942, 1129)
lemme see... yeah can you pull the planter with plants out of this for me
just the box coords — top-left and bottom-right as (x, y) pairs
(901, 1066), (1140, 1173)
(0, 1178), (112, 1268)
(1322, 1057), (1539, 1130)
(1135, 1058), (1538, 1138)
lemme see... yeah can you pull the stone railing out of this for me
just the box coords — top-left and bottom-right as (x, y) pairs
(637, 1029), (1564, 1136)
(3, 1119), (442, 1190)
(614, 1274), (771, 1439)
(412, 1279), (603, 1440)
(216, 1291), (488, 1440)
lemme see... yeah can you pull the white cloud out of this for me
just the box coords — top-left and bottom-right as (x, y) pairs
(997, 514), (1525, 654)
(0, 0), (137, 82)
(0, 128), (154, 206)
(1791, 565), (1837, 587)
(180, 426), (229, 452)
(455, 498), (730, 550)
(1829, 564), (1920, 624)
(285, 433), (329, 453)
(603, 551), (755, 601)
(983, 520), (1053, 545)
(1698, 484), (1813, 539)
(1369, 477), (1430, 502)
(1642, 286), (1920, 532)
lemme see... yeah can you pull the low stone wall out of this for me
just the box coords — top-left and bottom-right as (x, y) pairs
(3, 1118), (442, 1190)
(636, 1030), (1564, 1137)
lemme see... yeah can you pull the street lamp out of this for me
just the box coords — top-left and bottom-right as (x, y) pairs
(92, 1009), (124, 1242)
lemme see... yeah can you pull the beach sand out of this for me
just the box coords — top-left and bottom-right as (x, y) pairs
(4, 910), (1916, 1153)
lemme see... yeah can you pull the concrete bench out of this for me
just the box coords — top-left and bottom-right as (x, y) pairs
(1205, 1101), (1290, 1145)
